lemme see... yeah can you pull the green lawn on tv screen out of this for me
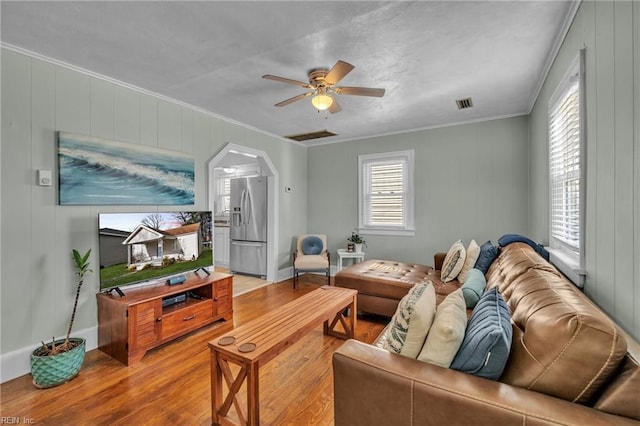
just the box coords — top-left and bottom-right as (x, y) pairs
(100, 249), (212, 289)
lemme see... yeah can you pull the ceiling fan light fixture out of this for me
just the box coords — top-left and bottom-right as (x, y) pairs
(311, 93), (333, 111)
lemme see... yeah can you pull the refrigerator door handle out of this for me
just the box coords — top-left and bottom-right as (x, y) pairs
(240, 189), (247, 225)
(231, 241), (263, 248)
(244, 190), (252, 226)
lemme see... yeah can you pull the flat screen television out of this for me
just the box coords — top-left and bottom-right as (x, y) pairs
(98, 211), (213, 290)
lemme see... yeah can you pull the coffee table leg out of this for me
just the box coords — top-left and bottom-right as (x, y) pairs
(211, 350), (222, 425)
(348, 295), (357, 339)
(247, 362), (260, 425)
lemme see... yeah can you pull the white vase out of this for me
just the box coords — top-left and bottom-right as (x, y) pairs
(354, 243), (363, 253)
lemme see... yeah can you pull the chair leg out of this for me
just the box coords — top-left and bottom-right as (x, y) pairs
(293, 269), (298, 290)
(326, 268), (330, 286)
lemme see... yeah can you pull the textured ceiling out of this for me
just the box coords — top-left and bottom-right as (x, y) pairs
(1, 1), (576, 145)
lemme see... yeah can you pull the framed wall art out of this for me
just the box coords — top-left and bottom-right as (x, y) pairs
(57, 132), (195, 205)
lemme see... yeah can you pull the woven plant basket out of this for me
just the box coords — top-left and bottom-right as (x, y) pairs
(30, 337), (86, 388)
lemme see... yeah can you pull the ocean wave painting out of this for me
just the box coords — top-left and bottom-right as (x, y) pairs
(58, 132), (195, 205)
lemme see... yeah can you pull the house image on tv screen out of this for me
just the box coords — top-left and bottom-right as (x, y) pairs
(123, 222), (202, 270)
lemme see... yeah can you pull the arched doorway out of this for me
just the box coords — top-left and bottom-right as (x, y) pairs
(207, 143), (279, 283)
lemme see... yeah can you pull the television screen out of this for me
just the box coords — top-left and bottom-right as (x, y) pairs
(98, 211), (213, 290)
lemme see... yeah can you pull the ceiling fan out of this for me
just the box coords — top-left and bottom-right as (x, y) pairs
(262, 60), (385, 114)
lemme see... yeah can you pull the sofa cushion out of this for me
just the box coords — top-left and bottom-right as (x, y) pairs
(490, 243), (629, 404)
(417, 288), (467, 368)
(457, 239), (480, 283)
(460, 268), (486, 309)
(474, 240), (499, 274)
(441, 240), (466, 283)
(382, 281), (436, 358)
(450, 287), (512, 380)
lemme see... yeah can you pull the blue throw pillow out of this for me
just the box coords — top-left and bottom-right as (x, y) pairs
(450, 287), (512, 380)
(301, 236), (323, 255)
(473, 241), (499, 274)
(460, 268), (487, 309)
(498, 234), (550, 261)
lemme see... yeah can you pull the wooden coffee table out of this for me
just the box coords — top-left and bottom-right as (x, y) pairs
(209, 285), (357, 426)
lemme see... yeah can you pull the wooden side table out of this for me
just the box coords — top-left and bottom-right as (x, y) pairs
(336, 248), (365, 272)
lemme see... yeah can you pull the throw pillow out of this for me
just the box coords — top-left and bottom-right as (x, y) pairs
(498, 233), (550, 261)
(473, 240), (499, 274)
(450, 287), (513, 380)
(460, 268), (487, 309)
(457, 239), (481, 283)
(440, 240), (466, 283)
(417, 289), (467, 368)
(301, 236), (323, 255)
(382, 281), (436, 358)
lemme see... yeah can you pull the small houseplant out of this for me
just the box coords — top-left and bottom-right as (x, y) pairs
(30, 249), (92, 388)
(347, 230), (366, 253)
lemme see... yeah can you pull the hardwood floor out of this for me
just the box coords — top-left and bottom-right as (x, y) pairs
(0, 275), (388, 425)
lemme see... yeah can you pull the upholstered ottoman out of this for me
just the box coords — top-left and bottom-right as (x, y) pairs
(334, 260), (435, 317)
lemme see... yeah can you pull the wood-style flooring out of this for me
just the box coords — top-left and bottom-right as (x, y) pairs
(0, 275), (388, 425)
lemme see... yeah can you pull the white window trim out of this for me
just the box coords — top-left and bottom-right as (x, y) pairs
(357, 150), (415, 237)
(546, 49), (586, 288)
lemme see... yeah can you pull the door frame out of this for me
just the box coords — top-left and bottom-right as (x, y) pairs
(207, 143), (279, 282)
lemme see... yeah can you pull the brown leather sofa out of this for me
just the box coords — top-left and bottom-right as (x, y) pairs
(333, 242), (640, 425)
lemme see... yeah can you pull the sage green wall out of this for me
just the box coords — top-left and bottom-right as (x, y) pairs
(0, 48), (307, 354)
(307, 116), (530, 266)
(529, 0), (639, 339)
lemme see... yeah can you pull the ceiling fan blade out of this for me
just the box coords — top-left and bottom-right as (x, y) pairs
(274, 92), (312, 107)
(263, 74), (312, 89)
(324, 60), (355, 86)
(328, 97), (342, 114)
(335, 86), (386, 97)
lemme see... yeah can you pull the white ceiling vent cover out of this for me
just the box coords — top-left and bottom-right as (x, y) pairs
(456, 97), (474, 110)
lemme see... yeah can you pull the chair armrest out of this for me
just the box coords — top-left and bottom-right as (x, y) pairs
(434, 252), (447, 270)
(333, 340), (637, 426)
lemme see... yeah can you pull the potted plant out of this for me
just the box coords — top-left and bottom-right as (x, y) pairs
(347, 231), (366, 253)
(30, 249), (92, 388)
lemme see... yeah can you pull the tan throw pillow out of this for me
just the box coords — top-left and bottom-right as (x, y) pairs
(382, 281), (436, 358)
(458, 239), (481, 283)
(441, 240), (466, 283)
(417, 289), (468, 367)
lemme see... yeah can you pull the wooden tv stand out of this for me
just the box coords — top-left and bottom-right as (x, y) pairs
(97, 272), (233, 365)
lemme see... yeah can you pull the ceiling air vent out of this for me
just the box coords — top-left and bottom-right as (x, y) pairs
(285, 129), (337, 142)
(456, 97), (474, 110)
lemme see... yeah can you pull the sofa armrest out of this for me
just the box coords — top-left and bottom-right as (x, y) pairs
(434, 252), (446, 270)
(333, 340), (638, 426)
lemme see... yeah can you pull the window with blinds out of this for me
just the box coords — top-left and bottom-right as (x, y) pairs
(548, 53), (584, 257)
(358, 150), (414, 235)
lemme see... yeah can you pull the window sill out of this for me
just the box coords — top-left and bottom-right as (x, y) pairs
(546, 247), (586, 288)
(358, 227), (415, 237)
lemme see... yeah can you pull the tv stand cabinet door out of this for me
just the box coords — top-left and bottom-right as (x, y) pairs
(214, 277), (233, 318)
(128, 300), (162, 364)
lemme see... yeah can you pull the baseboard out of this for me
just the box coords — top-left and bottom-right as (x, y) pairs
(0, 326), (98, 384)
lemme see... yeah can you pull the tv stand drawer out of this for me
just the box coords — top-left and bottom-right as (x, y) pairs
(161, 299), (213, 338)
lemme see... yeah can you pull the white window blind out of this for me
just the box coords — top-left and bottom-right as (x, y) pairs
(358, 150), (414, 236)
(222, 178), (231, 216)
(548, 51), (585, 264)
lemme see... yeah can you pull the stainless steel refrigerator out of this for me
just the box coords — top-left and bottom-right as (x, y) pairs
(229, 176), (268, 278)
